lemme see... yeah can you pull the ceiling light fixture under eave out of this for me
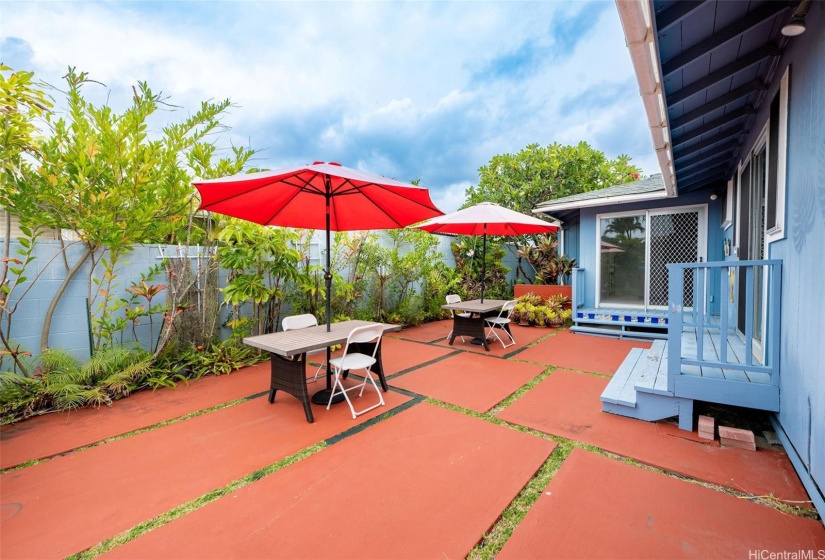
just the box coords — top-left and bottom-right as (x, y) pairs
(782, 0), (811, 36)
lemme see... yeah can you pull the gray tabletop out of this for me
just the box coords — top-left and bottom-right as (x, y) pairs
(441, 299), (509, 314)
(243, 320), (401, 357)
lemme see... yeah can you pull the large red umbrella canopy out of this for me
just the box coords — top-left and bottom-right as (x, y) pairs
(415, 202), (559, 301)
(194, 161), (442, 231)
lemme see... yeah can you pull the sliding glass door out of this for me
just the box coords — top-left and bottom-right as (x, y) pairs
(598, 206), (706, 309)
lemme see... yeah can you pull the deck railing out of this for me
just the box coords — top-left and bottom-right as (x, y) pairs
(666, 260), (782, 393)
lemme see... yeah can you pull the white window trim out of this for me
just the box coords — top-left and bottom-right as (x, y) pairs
(722, 179), (734, 230)
(766, 67), (789, 244)
(595, 203), (708, 310)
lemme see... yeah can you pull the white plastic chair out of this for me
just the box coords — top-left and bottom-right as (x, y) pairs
(282, 314), (325, 382)
(484, 300), (517, 348)
(327, 323), (385, 419)
(445, 294), (472, 342)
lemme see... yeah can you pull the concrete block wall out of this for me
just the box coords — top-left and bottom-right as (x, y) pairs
(1, 232), (524, 366)
(1, 241), (193, 363)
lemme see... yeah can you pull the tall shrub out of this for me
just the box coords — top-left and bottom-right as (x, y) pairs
(2, 68), (254, 353)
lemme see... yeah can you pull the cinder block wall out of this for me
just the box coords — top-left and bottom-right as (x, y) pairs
(1, 241), (219, 363)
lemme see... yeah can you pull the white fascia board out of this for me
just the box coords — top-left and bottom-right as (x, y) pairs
(532, 189), (670, 214)
(615, 0), (678, 197)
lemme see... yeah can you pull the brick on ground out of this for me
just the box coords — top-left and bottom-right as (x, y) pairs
(719, 425), (756, 451)
(698, 415), (715, 440)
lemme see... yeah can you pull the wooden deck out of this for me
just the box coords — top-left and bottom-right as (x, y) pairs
(679, 325), (771, 385)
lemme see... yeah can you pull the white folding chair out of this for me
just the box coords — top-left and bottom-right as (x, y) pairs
(327, 323), (386, 419)
(282, 314), (325, 382)
(445, 294), (472, 342)
(484, 300), (517, 348)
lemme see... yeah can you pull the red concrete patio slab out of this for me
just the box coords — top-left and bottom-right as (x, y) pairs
(392, 352), (546, 412)
(433, 323), (552, 357)
(378, 336), (456, 374)
(107, 403), (557, 560)
(499, 449), (825, 559)
(498, 370), (811, 504)
(386, 318), (453, 343)
(0, 387), (411, 559)
(0, 362), (270, 469)
(308, 336), (455, 379)
(514, 329), (651, 374)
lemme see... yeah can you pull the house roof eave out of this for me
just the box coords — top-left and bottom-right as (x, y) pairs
(616, 0), (677, 198)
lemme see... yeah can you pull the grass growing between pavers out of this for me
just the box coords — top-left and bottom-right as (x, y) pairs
(0, 394), (264, 475)
(68, 442), (328, 559)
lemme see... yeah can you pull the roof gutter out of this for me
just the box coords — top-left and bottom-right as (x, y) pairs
(615, 0), (678, 197)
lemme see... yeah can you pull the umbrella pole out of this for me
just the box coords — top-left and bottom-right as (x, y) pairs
(481, 227), (487, 303)
(312, 181), (344, 405)
(325, 196), (332, 333)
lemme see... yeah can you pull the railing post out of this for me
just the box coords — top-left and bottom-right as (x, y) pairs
(719, 265), (729, 364)
(667, 263), (684, 394)
(744, 266), (754, 367)
(769, 261), (782, 383)
(696, 266), (705, 362)
(572, 268), (583, 311)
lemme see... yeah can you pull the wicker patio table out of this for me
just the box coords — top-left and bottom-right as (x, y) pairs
(244, 320), (401, 423)
(441, 299), (508, 352)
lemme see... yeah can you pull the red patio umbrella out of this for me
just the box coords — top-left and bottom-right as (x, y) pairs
(414, 202), (558, 302)
(195, 161), (443, 404)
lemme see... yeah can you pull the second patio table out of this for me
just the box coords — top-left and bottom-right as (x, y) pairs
(441, 299), (509, 352)
(244, 320), (401, 423)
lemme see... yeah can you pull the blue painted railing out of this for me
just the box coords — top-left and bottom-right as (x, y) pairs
(571, 268), (585, 313)
(666, 260), (782, 393)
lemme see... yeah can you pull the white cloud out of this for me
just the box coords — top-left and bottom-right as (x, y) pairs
(1, 1), (660, 203)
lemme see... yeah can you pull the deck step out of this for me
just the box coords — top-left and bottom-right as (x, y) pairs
(601, 342), (693, 430)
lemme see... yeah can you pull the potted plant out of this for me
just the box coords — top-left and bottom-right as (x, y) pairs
(547, 309), (563, 327)
(532, 305), (548, 327)
(513, 302), (531, 326)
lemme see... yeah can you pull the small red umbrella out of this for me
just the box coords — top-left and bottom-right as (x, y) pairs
(415, 202), (558, 302)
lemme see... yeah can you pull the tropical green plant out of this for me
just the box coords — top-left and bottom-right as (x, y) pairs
(0, 346), (154, 424)
(545, 293), (571, 314)
(216, 218), (303, 336)
(451, 237), (509, 300)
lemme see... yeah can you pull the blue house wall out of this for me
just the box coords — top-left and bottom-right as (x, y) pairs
(762, 7), (825, 497)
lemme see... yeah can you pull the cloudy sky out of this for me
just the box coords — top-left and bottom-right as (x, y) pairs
(2, 1), (657, 212)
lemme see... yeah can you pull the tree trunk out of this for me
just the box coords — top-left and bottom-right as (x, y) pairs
(40, 246), (91, 353)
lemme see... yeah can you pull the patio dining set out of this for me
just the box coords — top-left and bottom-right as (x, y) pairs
(244, 296), (519, 423)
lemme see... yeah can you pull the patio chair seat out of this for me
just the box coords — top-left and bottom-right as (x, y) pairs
(282, 313), (326, 382)
(328, 323), (386, 419)
(484, 300), (517, 348)
(446, 294), (471, 342)
(329, 352), (376, 372)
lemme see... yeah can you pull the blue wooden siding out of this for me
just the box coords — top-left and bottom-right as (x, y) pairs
(765, 9), (825, 496)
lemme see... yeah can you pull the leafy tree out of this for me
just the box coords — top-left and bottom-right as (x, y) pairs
(465, 141), (642, 213)
(3, 68), (254, 352)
